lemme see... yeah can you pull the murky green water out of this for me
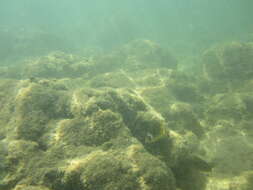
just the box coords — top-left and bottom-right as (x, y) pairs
(0, 1), (253, 190)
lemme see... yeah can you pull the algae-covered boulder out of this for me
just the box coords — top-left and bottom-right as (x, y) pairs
(86, 71), (135, 89)
(245, 172), (253, 190)
(166, 102), (204, 137)
(202, 42), (253, 85)
(85, 39), (177, 76)
(1, 82), (183, 190)
(165, 70), (203, 103)
(168, 132), (211, 190)
(139, 84), (175, 116)
(221, 42), (253, 80)
(68, 87), (173, 160)
(14, 81), (71, 142)
(0, 80), (17, 127)
(122, 39), (178, 70)
(13, 185), (50, 190)
(42, 147), (176, 190)
(57, 110), (124, 146)
(200, 42), (253, 95)
(3, 39), (178, 82)
(205, 173), (249, 190)
(0, 141), (8, 184)
(22, 51), (90, 79)
(205, 93), (248, 124)
(4, 38), (248, 190)
(90, 51), (125, 74)
(201, 121), (253, 176)
(166, 79), (201, 103)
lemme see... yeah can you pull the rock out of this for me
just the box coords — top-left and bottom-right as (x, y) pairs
(22, 51), (88, 79)
(202, 42), (253, 90)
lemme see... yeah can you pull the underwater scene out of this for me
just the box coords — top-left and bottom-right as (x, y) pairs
(0, 0), (253, 190)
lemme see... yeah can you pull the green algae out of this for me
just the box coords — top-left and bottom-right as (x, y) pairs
(1, 40), (253, 190)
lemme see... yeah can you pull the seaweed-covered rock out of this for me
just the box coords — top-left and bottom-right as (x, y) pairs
(13, 185), (50, 190)
(0, 80), (17, 129)
(57, 110), (124, 146)
(4, 39), (244, 190)
(1, 140), (44, 189)
(90, 51), (125, 74)
(245, 171), (253, 190)
(166, 102), (204, 137)
(202, 42), (253, 86)
(87, 71), (135, 89)
(166, 79), (201, 102)
(43, 147), (176, 190)
(16, 82), (70, 118)
(14, 82), (71, 142)
(78, 151), (140, 190)
(70, 88), (147, 127)
(22, 51), (89, 78)
(205, 93), (247, 124)
(170, 130), (211, 190)
(0, 141), (8, 183)
(122, 39), (178, 70)
(221, 42), (253, 80)
(139, 85), (175, 116)
(0, 82), (184, 190)
(165, 70), (203, 103)
(205, 174), (249, 190)
(201, 121), (253, 176)
(132, 111), (173, 164)
(3, 39), (178, 81)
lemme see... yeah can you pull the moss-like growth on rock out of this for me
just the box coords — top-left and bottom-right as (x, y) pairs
(14, 82), (71, 142)
(166, 102), (204, 137)
(81, 153), (140, 190)
(5, 39), (253, 190)
(245, 172), (253, 190)
(87, 71), (135, 89)
(16, 83), (70, 119)
(202, 42), (253, 91)
(205, 93), (247, 124)
(133, 111), (173, 163)
(13, 185), (50, 190)
(22, 51), (92, 79)
(58, 110), (123, 146)
(0, 80), (17, 131)
(165, 71), (203, 103)
(122, 39), (178, 70)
